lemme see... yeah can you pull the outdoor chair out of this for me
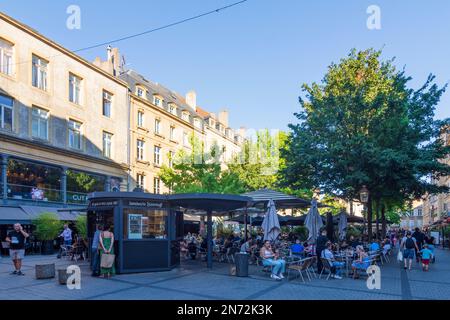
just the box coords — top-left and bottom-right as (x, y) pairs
(381, 250), (390, 263)
(198, 246), (207, 261)
(60, 245), (74, 260)
(319, 258), (334, 280)
(257, 256), (273, 274)
(307, 256), (318, 278)
(287, 258), (312, 283)
(226, 247), (238, 263)
(370, 251), (382, 265)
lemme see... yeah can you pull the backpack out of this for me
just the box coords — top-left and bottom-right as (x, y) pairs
(405, 238), (415, 249)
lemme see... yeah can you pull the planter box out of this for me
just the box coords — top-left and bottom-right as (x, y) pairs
(35, 263), (55, 279)
(57, 269), (69, 285)
(41, 240), (55, 255)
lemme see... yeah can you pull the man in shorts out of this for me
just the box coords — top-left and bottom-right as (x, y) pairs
(400, 231), (419, 271)
(6, 223), (29, 276)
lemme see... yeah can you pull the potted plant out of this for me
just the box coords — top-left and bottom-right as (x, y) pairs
(292, 226), (308, 241)
(75, 215), (89, 248)
(32, 212), (63, 255)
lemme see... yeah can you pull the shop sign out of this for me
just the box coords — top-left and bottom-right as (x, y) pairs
(90, 200), (118, 207)
(126, 201), (163, 208)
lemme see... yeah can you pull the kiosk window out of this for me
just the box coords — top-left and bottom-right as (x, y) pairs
(123, 209), (167, 240)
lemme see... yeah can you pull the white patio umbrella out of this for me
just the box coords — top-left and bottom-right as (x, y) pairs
(338, 210), (348, 241)
(261, 199), (281, 241)
(305, 199), (324, 242)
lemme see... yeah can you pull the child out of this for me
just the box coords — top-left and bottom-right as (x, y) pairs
(427, 237), (436, 263)
(419, 244), (433, 272)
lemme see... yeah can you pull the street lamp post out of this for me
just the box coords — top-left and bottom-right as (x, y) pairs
(359, 185), (370, 240)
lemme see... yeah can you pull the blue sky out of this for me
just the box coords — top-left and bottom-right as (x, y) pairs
(1, 0), (449, 131)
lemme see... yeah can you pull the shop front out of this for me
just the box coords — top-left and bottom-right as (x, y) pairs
(87, 192), (184, 274)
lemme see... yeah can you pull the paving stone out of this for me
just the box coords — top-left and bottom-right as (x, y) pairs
(1, 248), (449, 300)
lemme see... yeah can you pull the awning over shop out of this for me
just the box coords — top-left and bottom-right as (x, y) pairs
(0, 205), (84, 224)
(0, 206), (31, 224)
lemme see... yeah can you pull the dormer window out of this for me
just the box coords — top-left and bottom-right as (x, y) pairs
(169, 104), (177, 115)
(194, 118), (202, 129)
(136, 86), (145, 98)
(153, 95), (163, 107)
(182, 111), (190, 122)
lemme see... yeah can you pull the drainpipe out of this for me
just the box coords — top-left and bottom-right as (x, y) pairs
(1, 154), (8, 204)
(61, 166), (67, 206)
(127, 88), (131, 192)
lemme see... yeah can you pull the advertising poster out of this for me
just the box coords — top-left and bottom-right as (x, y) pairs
(128, 214), (143, 239)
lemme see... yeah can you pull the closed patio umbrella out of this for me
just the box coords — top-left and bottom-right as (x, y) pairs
(338, 210), (348, 241)
(261, 199), (280, 241)
(305, 199), (323, 242)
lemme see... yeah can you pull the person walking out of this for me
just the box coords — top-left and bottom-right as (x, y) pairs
(316, 229), (329, 273)
(99, 225), (115, 278)
(400, 231), (419, 270)
(59, 224), (73, 246)
(419, 244), (433, 272)
(91, 224), (103, 277)
(412, 228), (425, 262)
(5, 223), (29, 276)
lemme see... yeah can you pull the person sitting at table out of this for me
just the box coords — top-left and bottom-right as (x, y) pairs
(351, 245), (371, 279)
(260, 240), (286, 281)
(382, 237), (391, 255)
(187, 240), (197, 260)
(369, 240), (380, 252)
(304, 242), (315, 256)
(321, 242), (344, 279)
(290, 239), (305, 258)
(340, 240), (349, 250)
(180, 240), (189, 259)
(349, 236), (362, 249)
(240, 238), (253, 253)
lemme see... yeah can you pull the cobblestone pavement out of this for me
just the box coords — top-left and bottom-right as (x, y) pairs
(0, 248), (449, 300)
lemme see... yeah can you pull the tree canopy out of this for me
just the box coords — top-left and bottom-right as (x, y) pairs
(158, 135), (244, 194)
(282, 48), (450, 239)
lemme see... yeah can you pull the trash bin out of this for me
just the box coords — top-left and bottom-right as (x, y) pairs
(235, 252), (249, 277)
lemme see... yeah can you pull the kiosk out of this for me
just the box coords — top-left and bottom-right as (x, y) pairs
(87, 192), (183, 274)
(87, 192), (251, 273)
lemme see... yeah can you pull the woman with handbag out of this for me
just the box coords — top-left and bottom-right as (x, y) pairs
(99, 225), (115, 278)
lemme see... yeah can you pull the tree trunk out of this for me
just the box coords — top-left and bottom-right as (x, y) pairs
(367, 195), (373, 242)
(350, 200), (354, 216)
(381, 203), (387, 238)
(326, 211), (334, 242)
(375, 199), (380, 240)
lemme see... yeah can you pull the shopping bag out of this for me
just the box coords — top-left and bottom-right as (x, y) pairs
(397, 251), (403, 262)
(100, 253), (115, 268)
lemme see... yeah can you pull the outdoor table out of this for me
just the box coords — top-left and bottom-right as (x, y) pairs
(335, 253), (355, 277)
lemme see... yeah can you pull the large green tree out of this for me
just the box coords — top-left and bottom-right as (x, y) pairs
(228, 130), (288, 192)
(158, 135), (244, 194)
(282, 49), (450, 240)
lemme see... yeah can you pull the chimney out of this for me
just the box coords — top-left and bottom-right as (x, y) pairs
(239, 126), (247, 138)
(186, 91), (197, 110)
(107, 45), (113, 61)
(93, 46), (121, 76)
(218, 109), (229, 127)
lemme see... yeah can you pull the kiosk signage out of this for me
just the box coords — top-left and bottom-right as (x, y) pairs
(126, 200), (163, 208)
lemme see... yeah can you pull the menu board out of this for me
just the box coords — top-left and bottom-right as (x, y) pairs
(431, 231), (440, 244)
(128, 214), (143, 239)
